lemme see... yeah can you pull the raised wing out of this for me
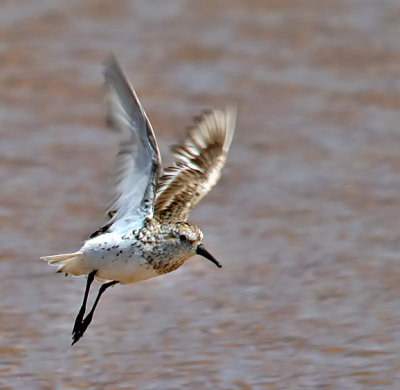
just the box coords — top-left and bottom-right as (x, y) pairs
(154, 107), (236, 222)
(99, 55), (161, 234)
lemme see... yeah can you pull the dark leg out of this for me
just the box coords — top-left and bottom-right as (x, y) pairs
(72, 270), (96, 336)
(72, 280), (118, 345)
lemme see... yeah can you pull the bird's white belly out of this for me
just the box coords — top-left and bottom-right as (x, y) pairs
(92, 253), (158, 284)
(81, 234), (159, 284)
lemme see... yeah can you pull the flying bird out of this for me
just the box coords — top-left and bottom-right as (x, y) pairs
(41, 55), (236, 345)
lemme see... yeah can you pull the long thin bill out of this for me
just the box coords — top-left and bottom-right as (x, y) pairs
(196, 244), (222, 268)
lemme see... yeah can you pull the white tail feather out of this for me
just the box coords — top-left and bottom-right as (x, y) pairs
(41, 252), (85, 276)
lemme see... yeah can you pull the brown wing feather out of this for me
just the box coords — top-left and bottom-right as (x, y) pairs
(154, 107), (236, 222)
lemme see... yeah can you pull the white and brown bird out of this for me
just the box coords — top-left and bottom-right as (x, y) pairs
(41, 55), (236, 345)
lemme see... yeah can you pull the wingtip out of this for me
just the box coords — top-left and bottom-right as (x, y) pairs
(225, 103), (237, 122)
(220, 104), (237, 151)
(103, 53), (126, 85)
(103, 52), (119, 71)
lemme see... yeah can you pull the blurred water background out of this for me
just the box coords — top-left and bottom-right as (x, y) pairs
(1, 0), (400, 388)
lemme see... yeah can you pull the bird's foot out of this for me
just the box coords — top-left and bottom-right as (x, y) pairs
(72, 314), (93, 345)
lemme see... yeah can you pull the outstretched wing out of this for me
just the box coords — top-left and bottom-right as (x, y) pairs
(154, 107), (236, 222)
(98, 55), (161, 234)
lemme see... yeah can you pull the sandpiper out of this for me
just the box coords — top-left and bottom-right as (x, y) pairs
(41, 55), (236, 345)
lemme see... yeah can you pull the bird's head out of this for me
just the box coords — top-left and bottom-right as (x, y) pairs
(168, 222), (222, 268)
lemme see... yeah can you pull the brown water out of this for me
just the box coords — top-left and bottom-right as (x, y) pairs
(1, 0), (400, 388)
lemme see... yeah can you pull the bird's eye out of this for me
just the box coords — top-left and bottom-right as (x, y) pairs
(179, 234), (187, 242)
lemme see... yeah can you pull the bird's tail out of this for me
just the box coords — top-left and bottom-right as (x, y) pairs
(41, 252), (85, 276)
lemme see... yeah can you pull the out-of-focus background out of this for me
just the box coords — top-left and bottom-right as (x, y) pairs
(1, 0), (400, 388)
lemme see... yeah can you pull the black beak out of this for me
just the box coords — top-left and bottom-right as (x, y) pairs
(196, 244), (222, 268)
